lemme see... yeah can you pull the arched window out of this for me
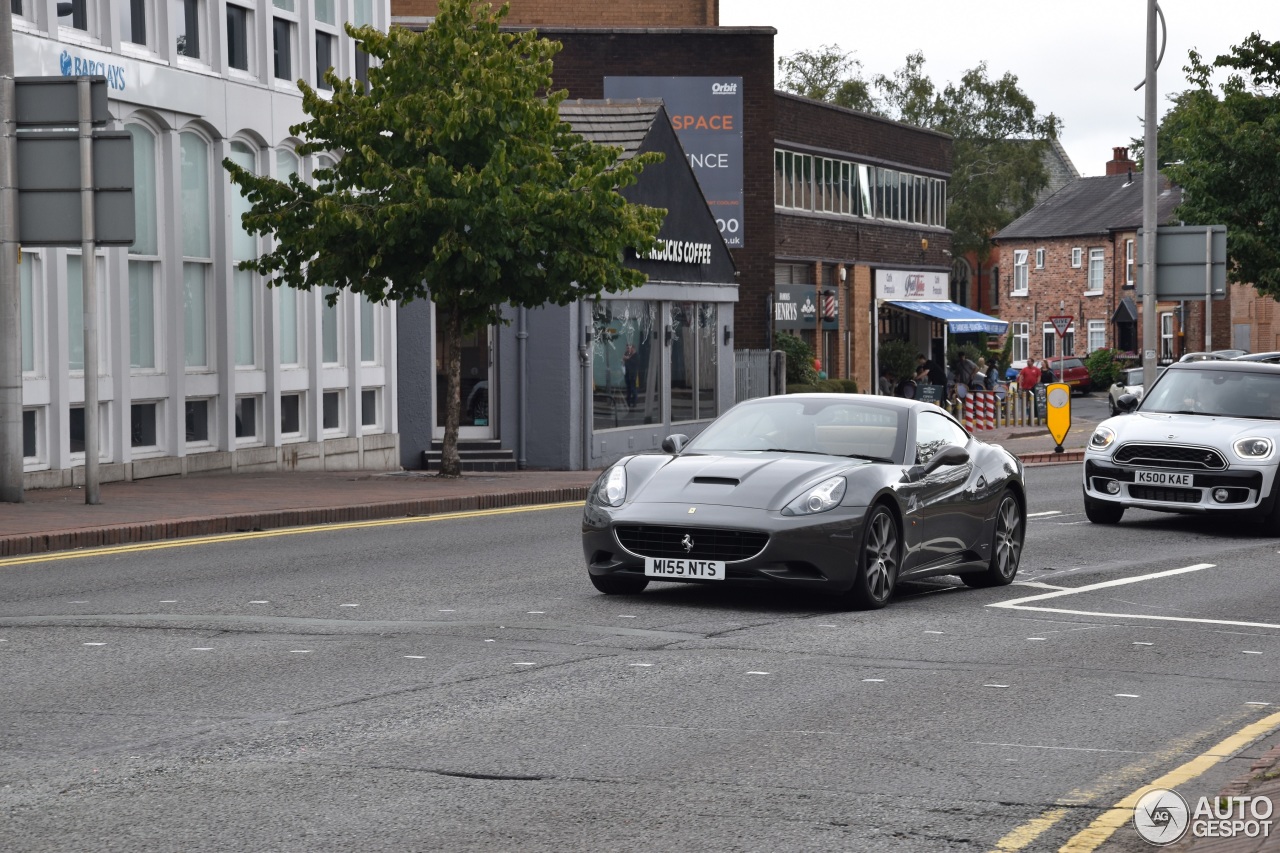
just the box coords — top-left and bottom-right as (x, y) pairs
(228, 140), (258, 367)
(275, 149), (301, 366)
(180, 131), (211, 368)
(127, 123), (159, 370)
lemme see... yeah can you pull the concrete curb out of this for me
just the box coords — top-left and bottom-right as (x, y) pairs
(1020, 450), (1085, 465)
(0, 486), (591, 558)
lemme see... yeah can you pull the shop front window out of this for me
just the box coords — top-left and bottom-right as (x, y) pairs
(671, 302), (718, 423)
(592, 300), (660, 431)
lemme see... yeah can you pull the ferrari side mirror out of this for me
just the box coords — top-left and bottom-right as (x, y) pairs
(661, 434), (689, 454)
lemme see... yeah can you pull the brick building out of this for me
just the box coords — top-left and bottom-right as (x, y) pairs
(393, 0), (719, 26)
(992, 148), (1209, 367)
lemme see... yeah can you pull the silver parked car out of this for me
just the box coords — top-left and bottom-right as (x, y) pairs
(1083, 361), (1280, 526)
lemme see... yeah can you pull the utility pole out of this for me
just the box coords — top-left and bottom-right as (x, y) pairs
(78, 78), (99, 504)
(1140, 0), (1162, 389)
(0, 4), (22, 504)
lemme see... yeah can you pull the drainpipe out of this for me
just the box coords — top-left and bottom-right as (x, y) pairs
(516, 307), (527, 469)
(579, 306), (591, 471)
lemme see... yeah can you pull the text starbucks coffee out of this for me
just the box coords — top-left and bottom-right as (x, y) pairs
(636, 239), (714, 265)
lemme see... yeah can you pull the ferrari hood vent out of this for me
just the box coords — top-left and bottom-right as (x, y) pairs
(692, 476), (740, 486)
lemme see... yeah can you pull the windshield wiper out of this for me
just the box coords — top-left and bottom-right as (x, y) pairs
(841, 453), (894, 463)
(756, 448), (832, 455)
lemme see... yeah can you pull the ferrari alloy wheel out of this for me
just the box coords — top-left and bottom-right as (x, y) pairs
(1084, 493), (1125, 524)
(962, 491), (1024, 588)
(589, 572), (650, 595)
(843, 505), (899, 610)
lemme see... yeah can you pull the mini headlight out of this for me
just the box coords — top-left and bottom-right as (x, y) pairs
(601, 465), (627, 507)
(783, 476), (847, 516)
(1234, 437), (1274, 460)
(1089, 426), (1116, 450)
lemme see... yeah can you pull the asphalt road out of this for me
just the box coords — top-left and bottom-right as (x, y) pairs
(1, 465), (1277, 852)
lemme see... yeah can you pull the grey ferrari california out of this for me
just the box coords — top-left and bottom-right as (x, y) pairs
(582, 394), (1026, 609)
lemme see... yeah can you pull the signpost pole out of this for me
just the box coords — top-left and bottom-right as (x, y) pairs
(1204, 227), (1212, 351)
(78, 79), (99, 505)
(1140, 0), (1160, 388)
(0, 5), (22, 503)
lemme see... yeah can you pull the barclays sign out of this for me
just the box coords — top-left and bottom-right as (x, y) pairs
(60, 50), (127, 91)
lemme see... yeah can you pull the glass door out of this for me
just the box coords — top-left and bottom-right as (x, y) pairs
(433, 309), (495, 439)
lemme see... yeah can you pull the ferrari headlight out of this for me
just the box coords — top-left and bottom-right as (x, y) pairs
(1234, 437), (1274, 460)
(600, 465), (627, 507)
(783, 476), (847, 516)
(1089, 426), (1116, 450)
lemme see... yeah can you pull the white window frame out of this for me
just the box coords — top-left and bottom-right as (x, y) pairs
(129, 399), (165, 454)
(58, 0), (100, 40)
(1125, 239), (1135, 287)
(172, 0), (207, 65)
(1087, 319), (1106, 352)
(22, 406), (47, 469)
(119, 0), (155, 52)
(322, 389), (345, 435)
(360, 387), (381, 432)
(1161, 312), (1175, 361)
(1071, 247), (1082, 268)
(1034, 247), (1045, 269)
(1087, 248), (1104, 293)
(1012, 321), (1029, 363)
(225, 1), (256, 76)
(1012, 250), (1029, 295)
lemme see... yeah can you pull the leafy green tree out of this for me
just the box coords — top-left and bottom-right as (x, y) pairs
(776, 45), (876, 112)
(1159, 33), (1280, 298)
(772, 332), (818, 387)
(224, 1), (665, 476)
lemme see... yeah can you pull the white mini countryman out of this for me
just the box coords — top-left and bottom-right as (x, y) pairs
(1083, 360), (1280, 526)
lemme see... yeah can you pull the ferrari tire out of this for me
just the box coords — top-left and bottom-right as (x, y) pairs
(961, 490), (1024, 588)
(589, 572), (649, 595)
(1084, 494), (1125, 524)
(839, 504), (900, 610)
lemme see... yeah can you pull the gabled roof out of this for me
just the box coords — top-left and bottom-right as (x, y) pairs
(558, 99), (664, 161)
(995, 172), (1184, 241)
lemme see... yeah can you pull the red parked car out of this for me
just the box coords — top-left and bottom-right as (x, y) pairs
(1046, 357), (1092, 394)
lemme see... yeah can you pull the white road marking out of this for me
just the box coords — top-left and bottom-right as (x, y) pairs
(159, 600), (177, 603)
(1134, 642), (1155, 646)
(340, 603), (358, 608)
(438, 609), (455, 612)
(289, 650), (311, 654)
(527, 611), (545, 614)
(83, 642), (106, 646)
(1115, 694), (1141, 698)
(618, 615), (637, 618)
(1248, 702), (1272, 706)
(404, 655), (426, 659)
(69, 601), (88, 604)
(985, 684), (1010, 688)
(484, 639), (494, 643)
(629, 663), (653, 667)
(1027, 511), (1063, 518)
(925, 630), (945, 635)
(513, 662), (536, 666)
(986, 563), (1280, 629)
(746, 671), (770, 675)
(862, 678), (885, 683)
(1014, 581), (1069, 590)
(190, 647), (213, 651)
(1243, 651), (1263, 655)
(1027, 637), (1047, 641)
(249, 600), (269, 604)
(818, 624), (838, 628)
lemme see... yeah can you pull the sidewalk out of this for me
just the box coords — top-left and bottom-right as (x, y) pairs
(0, 419), (1095, 559)
(1177, 732), (1280, 853)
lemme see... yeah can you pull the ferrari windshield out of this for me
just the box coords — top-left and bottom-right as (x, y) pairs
(685, 397), (907, 460)
(1141, 368), (1280, 419)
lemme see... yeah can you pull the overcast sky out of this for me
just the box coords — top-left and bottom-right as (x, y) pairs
(719, 0), (1270, 176)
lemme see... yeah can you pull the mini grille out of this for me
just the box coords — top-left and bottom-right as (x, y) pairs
(1130, 485), (1200, 503)
(614, 525), (769, 562)
(1114, 443), (1226, 470)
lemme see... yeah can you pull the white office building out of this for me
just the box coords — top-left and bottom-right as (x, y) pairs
(12, 0), (399, 488)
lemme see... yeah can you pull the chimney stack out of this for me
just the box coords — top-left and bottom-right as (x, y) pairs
(1106, 146), (1135, 176)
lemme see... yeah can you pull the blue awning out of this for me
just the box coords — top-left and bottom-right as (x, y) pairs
(886, 300), (1008, 335)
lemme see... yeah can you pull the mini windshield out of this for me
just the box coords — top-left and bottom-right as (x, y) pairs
(1140, 369), (1280, 419)
(685, 398), (907, 461)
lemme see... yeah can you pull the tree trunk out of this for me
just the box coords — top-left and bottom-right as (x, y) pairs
(439, 307), (464, 478)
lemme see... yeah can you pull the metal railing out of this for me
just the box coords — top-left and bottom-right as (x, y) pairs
(734, 348), (773, 403)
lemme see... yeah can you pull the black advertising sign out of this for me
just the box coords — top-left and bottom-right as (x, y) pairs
(773, 285), (838, 331)
(604, 76), (744, 248)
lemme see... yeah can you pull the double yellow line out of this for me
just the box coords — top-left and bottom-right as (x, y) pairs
(992, 709), (1280, 851)
(0, 501), (583, 568)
